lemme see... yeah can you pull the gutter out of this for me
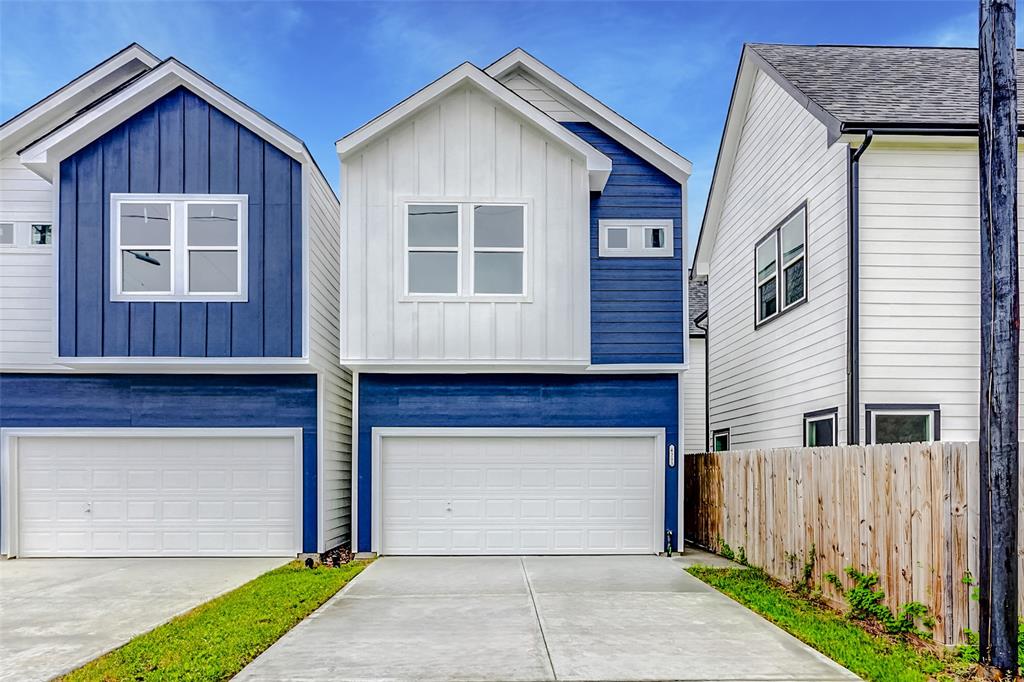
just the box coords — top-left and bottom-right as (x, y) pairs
(693, 309), (710, 451)
(847, 130), (873, 445)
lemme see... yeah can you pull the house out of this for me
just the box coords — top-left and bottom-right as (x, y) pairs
(683, 278), (707, 453)
(0, 45), (349, 558)
(338, 49), (692, 555)
(691, 43), (1024, 450)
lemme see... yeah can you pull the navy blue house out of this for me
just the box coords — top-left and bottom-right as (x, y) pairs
(0, 45), (347, 558)
(338, 49), (693, 556)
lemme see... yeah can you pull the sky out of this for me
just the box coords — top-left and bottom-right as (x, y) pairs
(0, 1), (998, 261)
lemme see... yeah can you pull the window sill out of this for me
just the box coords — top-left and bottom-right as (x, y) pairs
(110, 293), (249, 303)
(399, 294), (534, 304)
(754, 295), (808, 330)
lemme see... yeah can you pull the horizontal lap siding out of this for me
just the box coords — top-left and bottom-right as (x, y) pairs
(562, 123), (684, 365)
(356, 373), (679, 553)
(858, 146), (1024, 441)
(683, 336), (706, 452)
(0, 372), (319, 552)
(707, 71), (849, 449)
(57, 87), (302, 358)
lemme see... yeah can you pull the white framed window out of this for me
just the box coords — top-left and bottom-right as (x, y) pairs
(865, 404), (940, 445)
(755, 203), (807, 326)
(712, 428), (730, 452)
(31, 223), (52, 245)
(110, 193), (247, 302)
(0, 223), (13, 246)
(803, 408), (837, 447)
(404, 200), (528, 298)
(598, 219), (673, 257)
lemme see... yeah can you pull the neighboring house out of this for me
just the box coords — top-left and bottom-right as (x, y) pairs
(338, 49), (692, 555)
(683, 278), (707, 453)
(0, 45), (349, 558)
(692, 43), (1024, 450)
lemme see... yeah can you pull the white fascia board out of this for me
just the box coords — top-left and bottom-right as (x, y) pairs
(485, 48), (693, 182)
(52, 357), (312, 374)
(335, 62), (612, 191)
(19, 60), (309, 183)
(0, 44), (159, 152)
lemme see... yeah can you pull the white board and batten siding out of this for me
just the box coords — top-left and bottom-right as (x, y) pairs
(306, 169), (352, 550)
(0, 153), (56, 369)
(341, 84), (591, 363)
(858, 144), (1024, 442)
(707, 71), (850, 449)
(683, 336), (706, 452)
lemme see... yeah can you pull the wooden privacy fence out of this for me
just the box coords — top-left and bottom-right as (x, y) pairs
(683, 442), (1023, 646)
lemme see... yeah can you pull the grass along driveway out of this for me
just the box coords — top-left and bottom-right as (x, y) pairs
(61, 560), (370, 682)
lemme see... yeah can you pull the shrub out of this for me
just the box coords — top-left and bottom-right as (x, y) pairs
(825, 566), (931, 637)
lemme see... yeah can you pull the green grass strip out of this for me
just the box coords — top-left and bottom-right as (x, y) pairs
(687, 566), (950, 682)
(62, 560), (370, 682)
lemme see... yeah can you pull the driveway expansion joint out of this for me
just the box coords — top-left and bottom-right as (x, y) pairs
(520, 556), (558, 681)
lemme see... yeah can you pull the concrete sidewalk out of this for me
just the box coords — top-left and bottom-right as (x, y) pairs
(236, 555), (858, 681)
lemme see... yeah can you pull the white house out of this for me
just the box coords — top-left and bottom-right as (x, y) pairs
(692, 43), (1024, 450)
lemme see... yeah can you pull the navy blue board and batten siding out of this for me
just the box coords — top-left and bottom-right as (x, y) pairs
(58, 87), (302, 358)
(562, 122), (684, 365)
(356, 373), (679, 553)
(0, 373), (318, 552)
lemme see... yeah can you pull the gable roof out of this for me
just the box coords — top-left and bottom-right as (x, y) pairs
(0, 43), (159, 154)
(748, 43), (1024, 135)
(485, 48), (692, 182)
(335, 61), (613, 191)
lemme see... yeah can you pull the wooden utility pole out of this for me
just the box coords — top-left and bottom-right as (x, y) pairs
(979, 0), (1019, 676)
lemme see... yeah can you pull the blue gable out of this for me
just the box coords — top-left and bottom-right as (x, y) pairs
(562, 122), (684, 365)
(356, 373), (679, 553)
(58, 87), (303, 358)
(0, 372), (318, 553)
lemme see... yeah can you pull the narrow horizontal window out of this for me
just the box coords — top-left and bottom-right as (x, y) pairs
(598, 219), (673, 257)
(755, 203), (807, 326)
(866, 405), (939, 445)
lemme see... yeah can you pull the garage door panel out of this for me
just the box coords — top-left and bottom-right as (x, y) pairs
(380, 433), (660, 555)
(16, 434), (298, 557)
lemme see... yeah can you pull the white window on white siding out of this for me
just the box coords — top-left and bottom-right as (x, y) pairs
(755, 203), (807, 326)
(0, 223), (14, 246)
(866, 405), (939, 445)
(803, 408), (837, 447)
(598, 219), (673, 257)
(111, 194), (247, 302)
(405, 201), (527, 298)
(31, 223), (52, 246)
(712, 428), (730, 452)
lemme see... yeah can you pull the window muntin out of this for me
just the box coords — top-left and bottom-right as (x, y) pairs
(31, 224), (52, 245)
(755, 204), (807, 325)
(712, 429), (730, 452)
(111, 194), (247, 302)
(598, 219), (673, 257)
(804, 409), (837, 447)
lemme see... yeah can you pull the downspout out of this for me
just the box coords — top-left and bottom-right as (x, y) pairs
(847, 130), (873, 445)
(694, 309), (710, 451)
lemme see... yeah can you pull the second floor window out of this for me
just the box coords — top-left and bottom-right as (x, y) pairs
(405, 202), (526, 297)
(755, 203), (807, 326)
(111, 194), (248, 302)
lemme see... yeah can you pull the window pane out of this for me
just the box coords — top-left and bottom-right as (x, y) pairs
(474, 252), (523, 294)
(409, 205), (458, 247)
(121, 249), (171, 292)
(781, 211), (805, 263)
(187, 204), (238, 246)
(31, 224), (52, 245)
(607, 227), (628, 249)
(189, 250), (239, 293)
(713, 433), (729, 452)
(0, 223), (13, 245)
(874, 413), (931, 444)
(474, 205), (524, 248)
(784, 259), (805, 306)
(645, 227), (665, 249)
(756, 237), (776, 282)
(408, 251), (458, 293)
(758, 278), (777, 320)
(807, 417), (835, 447)
(120, 203), (171, 245)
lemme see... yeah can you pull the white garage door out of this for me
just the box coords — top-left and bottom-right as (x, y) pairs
(13, 431), (300, 557)
(378, 430), (663, 555)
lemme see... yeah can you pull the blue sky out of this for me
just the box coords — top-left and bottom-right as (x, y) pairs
(0, 1), (990, 260)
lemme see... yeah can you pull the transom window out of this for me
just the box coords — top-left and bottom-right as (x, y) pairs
(599, 219), (674, 257)
(0, 222), (52, 247)
(803, 408), (837, 447)
(405, 202), (527, 297)
(755, 204), (807, 325)
(866, 405), (940, 445)
(111, 194), (247, 302)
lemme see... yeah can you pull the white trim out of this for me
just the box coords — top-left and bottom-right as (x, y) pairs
(350, 371), (360, 552)
(1, 427), (303, 558)
(485, 49), (692, 182)
(340, 360), (689, 374)
(316, 372), (325, 553)
(804, 411), (838, 447)
(51, 357), (312, 373)
(676, 371), (684, 552)
(867, 409), (936, 445)
(368, 426), (666, 555)
(598, 219), (673, 258)
(335, 63), (612, 192)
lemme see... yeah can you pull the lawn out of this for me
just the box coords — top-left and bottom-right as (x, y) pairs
(686, 566), (955, 682)
(61, 560), (370, 682)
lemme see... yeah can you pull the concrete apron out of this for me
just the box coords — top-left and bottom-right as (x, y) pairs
(236, 555), (859, 682)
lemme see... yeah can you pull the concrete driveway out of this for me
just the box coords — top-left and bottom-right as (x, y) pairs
(0, 557), (285, 682)
(236, 556), (858, 682)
